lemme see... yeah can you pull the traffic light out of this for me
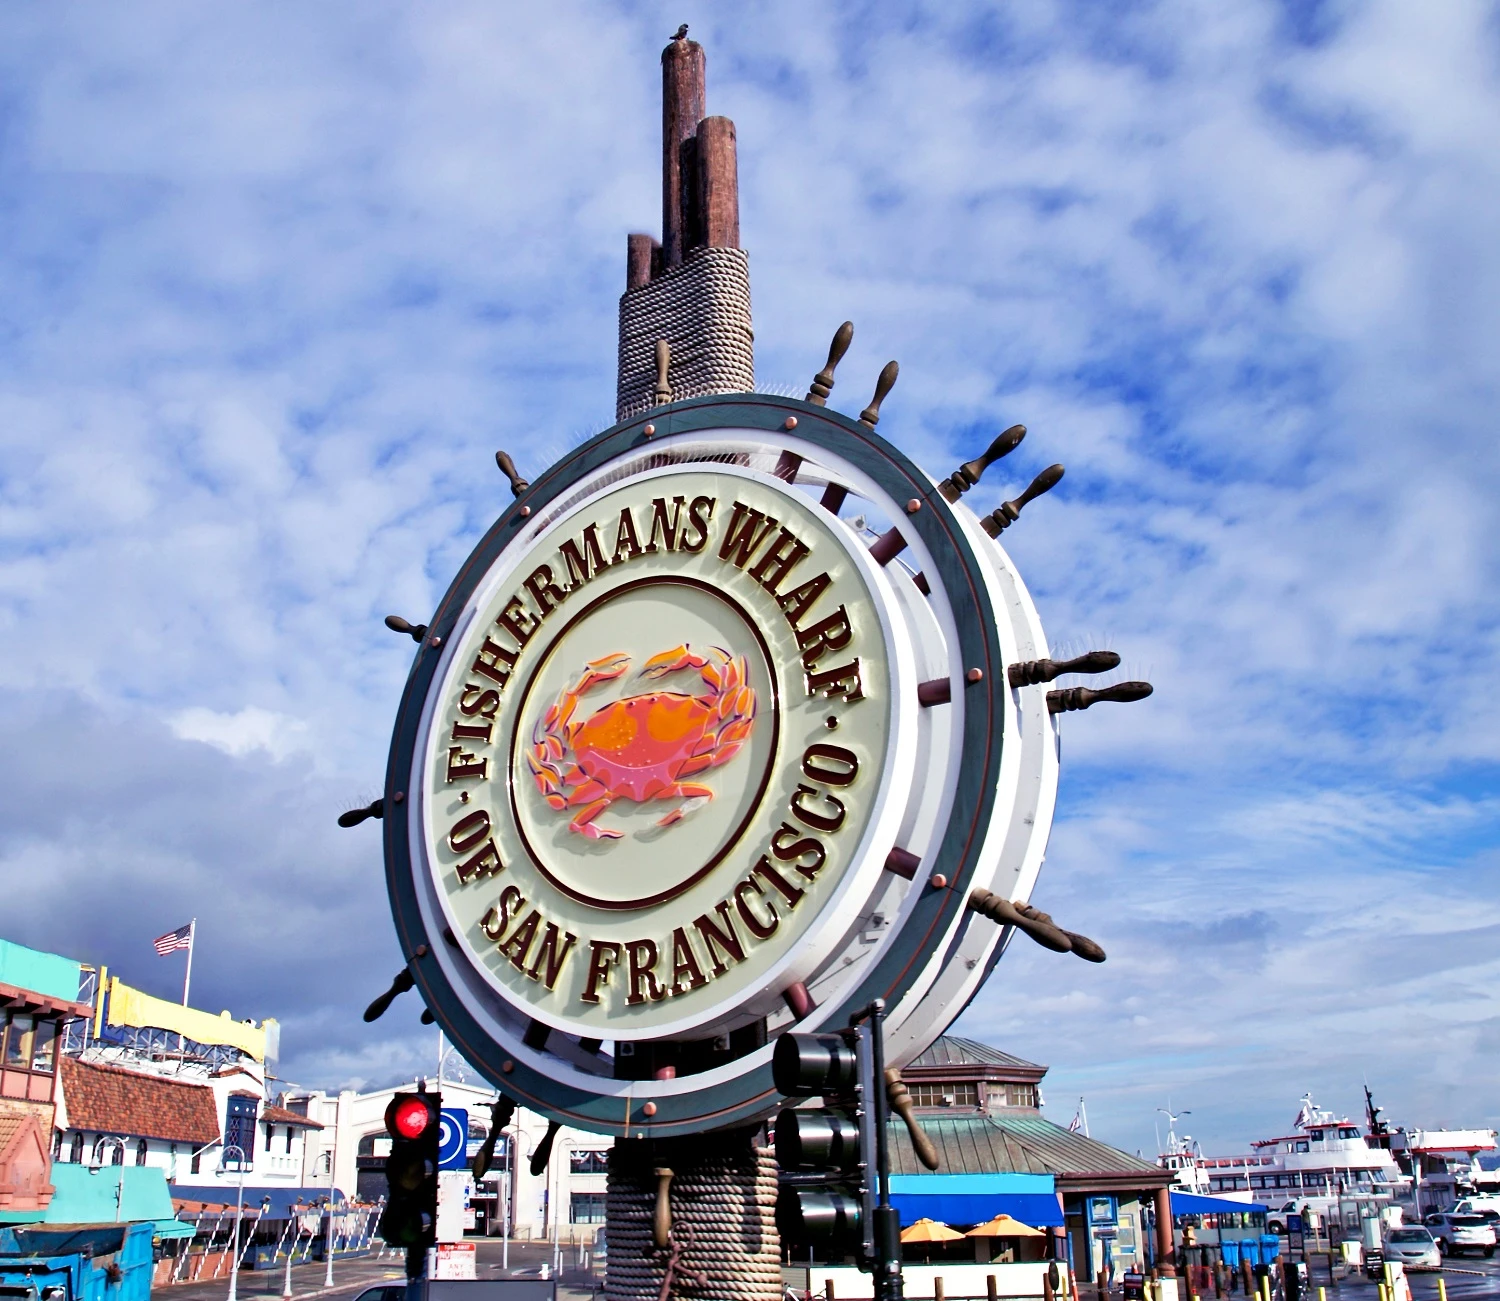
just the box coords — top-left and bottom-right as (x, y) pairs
(378, 1091), (440, 1276)
(773, 1032), (867, 1252)
(773, 1005), (902, 1301)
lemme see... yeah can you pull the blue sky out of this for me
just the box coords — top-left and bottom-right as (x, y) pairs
(1, 1), (1497, 1159)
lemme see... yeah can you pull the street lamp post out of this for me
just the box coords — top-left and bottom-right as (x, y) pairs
(217, 1144), (249, 1301)
(282, 1212), (306, 1300)
(89, 1138), (128, 1222)
(550, 1140), (574, 1279)
(323, 1092), (341, 1289)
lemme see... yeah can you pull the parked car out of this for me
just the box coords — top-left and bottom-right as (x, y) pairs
(1423, 1213), (1497, 1257)
(1383, 1228), (1441, 1271)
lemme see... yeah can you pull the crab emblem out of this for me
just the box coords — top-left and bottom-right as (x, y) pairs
(526, 644), (757, 841)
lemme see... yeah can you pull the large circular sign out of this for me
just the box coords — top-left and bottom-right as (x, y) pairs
(420, 465), (915, 1040)
(382, 394), (1059, 1136)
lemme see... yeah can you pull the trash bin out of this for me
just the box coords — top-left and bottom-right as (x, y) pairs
(1241, 1240), (1261, 1267)
(1221, 1242), (1241, 1270)
(1284, 1260), (1308, 1301)
(1260, 1235), (1281, 1262)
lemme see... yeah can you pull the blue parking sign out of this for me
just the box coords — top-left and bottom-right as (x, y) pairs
(438, 1107), (468, 1170)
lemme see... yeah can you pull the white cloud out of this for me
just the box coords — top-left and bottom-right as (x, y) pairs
(170, 706), (309, 761)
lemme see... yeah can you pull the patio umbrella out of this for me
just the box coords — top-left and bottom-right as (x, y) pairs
(967, 1215), (1045, 1239)
(901, 1218), (966, 1244)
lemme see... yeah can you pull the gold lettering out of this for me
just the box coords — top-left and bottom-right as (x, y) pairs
(495, 596), (538, 648)
(668, 927), (707, 995)
(644, 496), (687, 553)
(459, 685), (501, 718)
(523, 563), (568, 616)
(796, 606), (853, 666)
(612, 507), (643, 563)
(580, 941), (622, 1004)
(452, 720), (493, 745)
(747, 526), (810, 596)
(778, 572), (831, 627)
(734, 877), (779, 939)
(625, 939), (666, 1004)
(771, 822), (828, 880)
(753, 855), (807, 908)
(717, 501), (779, 568)
(692, 903), (746, 976)
(447, 809), (491, 854)
(499, 909), (542, 971)
(802, 743), (860, 786)
(680, 495), (715, 552)
(559, 524), (609, 588)
(479, 886), (525, 941)
(446, 747), (488, 783)
(805, 660), (865, 702)
(470, 637), (518, 687)
(455, 838), (503, 884)
(525, 923), (578, 990)
(789, 784), (845, 833)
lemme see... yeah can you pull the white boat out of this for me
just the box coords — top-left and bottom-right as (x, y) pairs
(1158, 1095), (1410, 1227)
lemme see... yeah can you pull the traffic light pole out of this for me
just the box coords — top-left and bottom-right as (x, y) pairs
(859, 1000), (903, 1301)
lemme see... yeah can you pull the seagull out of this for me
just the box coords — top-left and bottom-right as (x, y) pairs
(671, 24), (689, 41)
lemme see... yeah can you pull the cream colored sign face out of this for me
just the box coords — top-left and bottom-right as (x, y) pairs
(418, 466), (904, 1037)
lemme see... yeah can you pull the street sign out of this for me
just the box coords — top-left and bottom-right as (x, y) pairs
(437, 1108), (468, 1171)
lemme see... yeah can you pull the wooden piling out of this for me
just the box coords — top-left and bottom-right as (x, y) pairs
(661, 36), (706, 268)
(626, 234), (660, 290)
(696, 116), (739, 249)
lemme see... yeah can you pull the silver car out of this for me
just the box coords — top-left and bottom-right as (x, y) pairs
(1383, 1227), (1441, 1271)
(1426, 1212), (1497, 1258)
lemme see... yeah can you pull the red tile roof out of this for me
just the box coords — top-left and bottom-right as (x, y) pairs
(59, 1058), (220, 1145)
(261, 1104), (322, 1130)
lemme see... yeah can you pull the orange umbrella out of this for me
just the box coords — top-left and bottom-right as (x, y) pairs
(900, 1218), (966, 1244)
(967, 1214), (1045, 1238)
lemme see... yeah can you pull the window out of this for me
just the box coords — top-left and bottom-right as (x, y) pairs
(570, 1193), (608, 1224)
(30, 1021), (57, 1073)
(136, 1139), (148, 1167)
(1295, 1142), (1309, 1153)
(908, 1082), (979, 1108)
(70, 1133), (84, 1164)
(191, 1147), (202, 1175)
(3, 1015), (32, 1067)
(1308, 1131), (1324, 1143)
(110, 1142), (123, 1166)
(1340, 1128), (1359, 1139)
(570, 1150), (608, 1174)
(286, 1127), (294, 1154)
(224, 1096), (258, 1164)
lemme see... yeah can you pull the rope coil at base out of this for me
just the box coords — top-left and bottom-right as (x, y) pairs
(605, 1130), (781, 1301)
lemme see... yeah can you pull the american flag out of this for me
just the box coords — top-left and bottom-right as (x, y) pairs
(153, 923), (193, 956)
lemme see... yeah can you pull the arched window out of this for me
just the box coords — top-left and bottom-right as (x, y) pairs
(70, 1132), (84, 1164)
(136, 1139), (148, 1167)
(110, 1142), (123, 1166)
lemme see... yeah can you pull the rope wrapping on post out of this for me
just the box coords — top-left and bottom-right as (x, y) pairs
(604, 1129), (781, 1301)
(616, 247), (755, 421)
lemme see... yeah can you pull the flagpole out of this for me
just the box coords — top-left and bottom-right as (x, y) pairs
(182, 918), (197, 1007)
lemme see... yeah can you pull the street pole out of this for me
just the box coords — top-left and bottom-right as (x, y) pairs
(550, 1141), (572, 1278)
(282, 1223), (302, 1299)
(92, 1138), (127, 1222)
(220, 1144), (247, 1301)
(324, 1094), (341, 1288)
(866, 1000), (902, 1301)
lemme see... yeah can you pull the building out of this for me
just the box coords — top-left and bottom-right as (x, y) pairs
(0, 939), (94, 1219)
(286, 1076), (609, 1240)
(886, 1036), (1175, 1281)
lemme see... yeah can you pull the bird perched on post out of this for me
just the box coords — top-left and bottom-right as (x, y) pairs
(671, 24), (689, 41)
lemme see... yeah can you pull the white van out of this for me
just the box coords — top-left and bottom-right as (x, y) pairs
(1452, 1196), (1500, 1220)
(1264, 1197), (1342, 1234)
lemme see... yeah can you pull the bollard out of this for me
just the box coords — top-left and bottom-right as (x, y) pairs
(1436, 1279), (1446, 1301)
(990, 1275), (1000, 1301)
(1318, 1290), (1325, 1301)
(826, 1281), (835, 1301)
(935, 1278), (946, 1301)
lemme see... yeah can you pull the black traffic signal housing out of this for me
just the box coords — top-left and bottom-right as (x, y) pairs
(773, 1029), (874, 1260)
(378, 1091), (440, 1276)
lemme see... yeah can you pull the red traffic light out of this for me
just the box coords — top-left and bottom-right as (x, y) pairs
(388, 1095), (433, 1140)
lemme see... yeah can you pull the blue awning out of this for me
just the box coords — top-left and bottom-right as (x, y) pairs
(888, 1174), (1063, 1228)
(169, 1184), (349, 1217)
(1171, 1192), (1267, 1216)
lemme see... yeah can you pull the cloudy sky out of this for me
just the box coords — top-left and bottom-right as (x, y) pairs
(2, 0), (1497, 1158)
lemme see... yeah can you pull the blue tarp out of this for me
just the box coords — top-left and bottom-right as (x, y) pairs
(1170, 1192), (1267, 1217)
(887, 1174), (1063, 1228)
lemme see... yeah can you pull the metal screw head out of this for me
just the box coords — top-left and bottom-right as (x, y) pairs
(414, 944), (429, 958)
(642, 1102), (658, 1117)
(519, 505), (531, 517)
(966, 667), (984, 683)
(906, 498), (922, 514)
(393, 790), (405, 803)
(643, 423), (656, 437)
(429, 636), (442, 647)
(930, 874), (949, 890)
(501, 1060), (514, 1074)
(784, 416), (798, 430)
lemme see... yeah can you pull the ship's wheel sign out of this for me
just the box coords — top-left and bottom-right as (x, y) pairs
(379, 394), (1100, 1134)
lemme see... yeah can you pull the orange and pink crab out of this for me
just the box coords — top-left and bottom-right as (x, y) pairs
(526, 644), (757, 840)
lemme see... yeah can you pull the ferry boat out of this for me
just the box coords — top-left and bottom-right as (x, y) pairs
(1158, 1095), (1410, 1228)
